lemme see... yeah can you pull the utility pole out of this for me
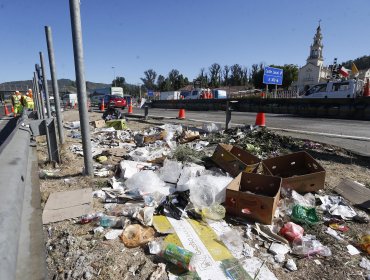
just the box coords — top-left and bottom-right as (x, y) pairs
(69, 0), (93, 176)
(39, 52), (52, 118)
(112, 66), (116, 86)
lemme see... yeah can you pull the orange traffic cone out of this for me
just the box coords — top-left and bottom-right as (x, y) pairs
(178, 108), (186, 120)
(255, 112), (265, 126)
(128, 102), (133, 114)
(74, 102), (78, 109)
(100, 99), (105, 112)
(11, 105), (14, 113)
(4, 104), (10, 116)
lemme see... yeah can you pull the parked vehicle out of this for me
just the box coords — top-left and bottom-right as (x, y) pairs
(303, 79), (365, 98)
(212, 89), (227, 99)
(94, 87), (124, 97)
(63, 93), (78, 106)
(160, 91), (181, 100)
(98, 94), (127, 108)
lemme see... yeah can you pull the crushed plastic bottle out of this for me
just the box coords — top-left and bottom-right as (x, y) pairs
(148, 241), (197, 271)
(99, 215), (125, 228)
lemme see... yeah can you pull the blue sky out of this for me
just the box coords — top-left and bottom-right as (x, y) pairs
(0, 0), (369, 84)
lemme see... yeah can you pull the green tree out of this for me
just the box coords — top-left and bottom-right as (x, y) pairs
(209, 63), (221, 88)
(250, 63), (264, 89)
(112, 76), (125, 87)
(230, 64), (243, 86)
(223, 65), (230, 86)
(141, 69), (157, 90)
(156, 75), (166, 91)
(270, 64), (299, 88)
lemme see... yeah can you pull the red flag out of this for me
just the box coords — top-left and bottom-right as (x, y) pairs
(338, 66), (349, 77)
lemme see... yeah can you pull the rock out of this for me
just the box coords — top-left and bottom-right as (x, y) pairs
(285, 259), (298, 271)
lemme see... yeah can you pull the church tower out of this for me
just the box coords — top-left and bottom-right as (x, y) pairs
(306, 23), (324, 67)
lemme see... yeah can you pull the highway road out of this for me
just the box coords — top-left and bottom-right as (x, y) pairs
(136, 108), (370, 156)
(0, 105), (17, 147)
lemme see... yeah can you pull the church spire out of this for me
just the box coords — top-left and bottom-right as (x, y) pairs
(307, 22), (324, 66)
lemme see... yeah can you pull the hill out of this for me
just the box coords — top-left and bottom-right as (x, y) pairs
(0, 79), (110, 94)
(342, 55), (370, 70)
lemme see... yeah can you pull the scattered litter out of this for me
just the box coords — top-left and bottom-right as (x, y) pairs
(292, 235), (331, 257)
(243, 243), (255, 258)
(360, 234), (370, 254)
(125, 170), (169, 196)
(274, 254), (285, 263)
(253, 223), (289, 244)
(159, 159), (183, 184)
(202, 122), (222, 133)
(285, 259), (297, 271)
(149, 263), (166, 280)
(105, 229), (123, 240)
(94, 167), (111, 177)
(325, 227), (344, 241)
(314, 259), (321, 265)
(347, 244), (361, 255)
(359, 257), (370, 270)
(241, 257), (278, 280)
(220, 230), (244, 258)
(319, 195), (357, 220)
(64, 121), (80, 129)
(43, 188), (92, 224)
(120, 224), (155, 248)
(202, 204), (226, 220)
(268, 242), (291, 256)
(93, 226), (104, 234)
(279, 222), (304, 242)
(329, 223), (350, 232)
(96, 155), (108, 163)
(119, 160), (152, 179)
(291, 205), (319, 225)
(291, 190), (316, 207)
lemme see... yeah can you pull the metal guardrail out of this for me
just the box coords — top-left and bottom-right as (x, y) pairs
(0, 112), (31, 279)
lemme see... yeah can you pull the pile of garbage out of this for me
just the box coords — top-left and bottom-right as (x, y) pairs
(51, 119), (370, 279)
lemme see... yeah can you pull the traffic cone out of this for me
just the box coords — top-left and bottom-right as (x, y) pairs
(255, 112), (265, 126)
(74, 102), (78, 109)
(4, 104), (10, 116)
(128, 102), (133, 114)
(178, 108), (186, 119)
(11, 105), (14, 113)
(100, 99), (105, 112)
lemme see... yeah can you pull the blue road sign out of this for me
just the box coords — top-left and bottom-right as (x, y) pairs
(147, 90), (154, 97)
(263, 66), (283, 85)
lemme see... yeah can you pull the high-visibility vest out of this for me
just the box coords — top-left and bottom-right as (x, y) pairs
(26, 96), (33, 103)
(12, 94), (21, 105)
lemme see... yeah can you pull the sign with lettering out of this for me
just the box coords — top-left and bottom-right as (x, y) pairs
(263, 66), (283, 85)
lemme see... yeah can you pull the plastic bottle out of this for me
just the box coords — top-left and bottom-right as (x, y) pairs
(148, 241), (197, 271)
(79, 212), (103, 224)
(99, 215), (124, 228)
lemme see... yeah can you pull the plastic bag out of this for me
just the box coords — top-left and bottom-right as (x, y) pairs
(292, 235), (331, 257)
(279, 222), (304, 242)
(159, 159), (183, 184)
(125, 170), (169, 196)
(201, 204), (226, 220)
(291, 205), (319, 225)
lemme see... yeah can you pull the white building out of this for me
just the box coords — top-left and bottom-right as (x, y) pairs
(296, 24), (331, 92)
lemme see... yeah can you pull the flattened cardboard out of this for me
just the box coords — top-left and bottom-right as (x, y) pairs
(262, 151), (325, 193)
(334, 178), (370, 210)
(225, 172), (281, 224)
(211, 144), (260, 177)
(42, 188), (92, 224)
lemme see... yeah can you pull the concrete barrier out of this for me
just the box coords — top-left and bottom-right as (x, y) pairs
(151, 97), (370, 120)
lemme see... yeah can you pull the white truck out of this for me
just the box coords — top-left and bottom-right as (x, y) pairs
(63, 93), (78, 106)
(303, 79), (365, 98)
(159, 91), (181, 100)
(94, 87), (124, 97)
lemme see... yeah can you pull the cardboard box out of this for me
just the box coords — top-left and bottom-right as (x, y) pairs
(91, 119), (106, 128)
(211, 144), (260, 177)
(225, 172), (281, 224)
(262, 151), (325, 193)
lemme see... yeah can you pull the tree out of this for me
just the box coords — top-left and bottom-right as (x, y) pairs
(223, 65), (230, 86)
(141, 69), (157, 90)
(195, 68), (208, 88)
(112, 76), (125, 88)
(156, 75), (166, 91)
(230, 64), (243, 86)
(209, 63), (221, 88)
(167, 69), (189, 90)
(250, 63), (264, 89)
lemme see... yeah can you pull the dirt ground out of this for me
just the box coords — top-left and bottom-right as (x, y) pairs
(38, 109), (370, 280)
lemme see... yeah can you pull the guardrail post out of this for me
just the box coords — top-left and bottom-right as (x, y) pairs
(32, 76), (41, 119)
(144, 105), (149, 120)
(225, 100), (238, 130)
(69, 0), (93, 176)
(45, 26), (65, 144)
(33, 71), (45, 119)
(39, 52), (52, 118)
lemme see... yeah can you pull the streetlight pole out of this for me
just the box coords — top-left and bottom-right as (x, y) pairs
(112, 66), (116, 86)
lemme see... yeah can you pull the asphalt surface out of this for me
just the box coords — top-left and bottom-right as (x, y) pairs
(135, 108), (370, 156)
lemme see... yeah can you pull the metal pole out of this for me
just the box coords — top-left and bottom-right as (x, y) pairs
(225, 101), (232, 130)
(139, 84), (142, 100)
(69, 0), (93, 176)
(32, 76), (41, 119)
(45, 26), (65, 144)
(34, 71), (45, 119)
(39, 52), (52, 118)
